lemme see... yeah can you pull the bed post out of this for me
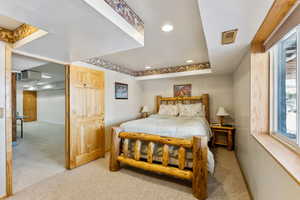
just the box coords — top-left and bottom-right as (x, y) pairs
(109, 127), (121, 171)
(156, 96), (162, 113)
(192, 136), (208, 200)
(201, 94), (209, 123)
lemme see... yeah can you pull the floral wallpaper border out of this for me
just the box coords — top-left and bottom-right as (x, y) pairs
(85, 57), (210, 77)
(135, 62), (210, 76)
(85, 57), (137, 76)
(104, 0), (144, 34)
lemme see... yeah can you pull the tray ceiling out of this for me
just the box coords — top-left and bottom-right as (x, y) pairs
(100, 0), (209, 71)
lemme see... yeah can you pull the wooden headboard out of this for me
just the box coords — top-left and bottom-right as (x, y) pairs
(156, 94), (210, 123)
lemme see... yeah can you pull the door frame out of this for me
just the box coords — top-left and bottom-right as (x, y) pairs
(4, 50), (70, 197)
(65, 65), (71, 169)
(5, 44), (13, 197)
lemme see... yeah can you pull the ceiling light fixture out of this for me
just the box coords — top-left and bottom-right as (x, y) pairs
(42, 74), (52, 79)
(145, 66), (152, 69)
(43, 84), (53, 89)
(161, 24), (173, 32)
(27, 86), (37, 91)
(186, 60), (193, 63)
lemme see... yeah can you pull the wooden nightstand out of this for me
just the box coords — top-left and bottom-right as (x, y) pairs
(211, 126), (235, 150)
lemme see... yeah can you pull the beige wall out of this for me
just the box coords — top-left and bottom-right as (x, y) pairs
(0, 41), (7, 197)
(141, 74), (234, 123)
(233, 51), (300, 200)
(37, 89), (65, 125)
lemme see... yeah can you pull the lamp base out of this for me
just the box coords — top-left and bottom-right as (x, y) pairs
(219, 116), (225, 126)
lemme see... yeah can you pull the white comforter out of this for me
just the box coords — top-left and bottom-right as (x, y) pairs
(121, 114), (212, 138)
(120, 114), (215, 173)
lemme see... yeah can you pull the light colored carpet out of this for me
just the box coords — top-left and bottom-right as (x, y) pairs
(8, 148), (250, 200)
(13, 121), (65, 192)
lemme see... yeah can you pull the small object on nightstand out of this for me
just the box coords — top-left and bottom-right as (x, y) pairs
(216, 107), (230, 126)
(141, 106), (149, 118)
(222, 124), (233, 127)
(211, 125), (235, 150)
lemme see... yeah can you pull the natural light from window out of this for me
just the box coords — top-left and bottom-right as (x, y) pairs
(271, 25), (299, 146)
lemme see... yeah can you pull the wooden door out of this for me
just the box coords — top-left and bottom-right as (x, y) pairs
(23, 91), (37, 122)
(11, 73), (17, 141)
(66, 65), (105, 169)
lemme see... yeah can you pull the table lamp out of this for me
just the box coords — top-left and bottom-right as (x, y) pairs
(216, 107), (229, 126)
(141, 106), (149, 118)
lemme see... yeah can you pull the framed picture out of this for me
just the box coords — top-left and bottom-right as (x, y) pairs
(174, 84), (192, 97)
(115, 82), (128, 99)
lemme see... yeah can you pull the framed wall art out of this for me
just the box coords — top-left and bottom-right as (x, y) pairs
(174, 84), (192, 97)
(115, 82), (128, 99)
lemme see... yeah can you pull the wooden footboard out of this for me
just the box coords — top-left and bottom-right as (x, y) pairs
(109, 127), (208, 200)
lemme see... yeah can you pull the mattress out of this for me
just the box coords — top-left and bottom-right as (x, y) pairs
(119, 114), (215, 174)
(120, 114), (212, 138)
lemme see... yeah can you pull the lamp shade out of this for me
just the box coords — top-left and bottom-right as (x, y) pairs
(141, 106), (149, 113)
(216, 107), (229, 116)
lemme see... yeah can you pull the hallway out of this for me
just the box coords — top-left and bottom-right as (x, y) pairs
(13, 121), (65, 192)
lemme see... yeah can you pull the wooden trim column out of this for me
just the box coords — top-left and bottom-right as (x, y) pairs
(65, 65), (70, 169)
(250, 49), (270, 136)
(11, 73), (16, 142)
(5, 45), (13, 196)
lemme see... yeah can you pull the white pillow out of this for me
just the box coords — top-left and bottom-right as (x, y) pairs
(158, 104), (179, 116)
(178, 103), (205, 117)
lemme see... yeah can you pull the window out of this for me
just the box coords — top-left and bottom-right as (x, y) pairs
(271, 26), (300, 147)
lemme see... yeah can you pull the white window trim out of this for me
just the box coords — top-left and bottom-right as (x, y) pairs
(297, 25), (300, 146)
(270, 26), (300, 153)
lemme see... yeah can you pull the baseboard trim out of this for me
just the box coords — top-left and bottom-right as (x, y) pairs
(38, 120), (65, 125)
(234, 152), (254, 200)
(0, 194), (7, 200)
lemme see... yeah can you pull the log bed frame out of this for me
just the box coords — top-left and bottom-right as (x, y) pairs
(109, 94), (210, 200)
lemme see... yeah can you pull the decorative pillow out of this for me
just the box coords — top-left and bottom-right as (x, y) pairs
(158, 104), (179, 116)
(167, 104), (179, 116)
(178, 103), (205, 117)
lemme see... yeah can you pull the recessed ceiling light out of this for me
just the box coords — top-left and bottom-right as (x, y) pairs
(27, 86), (37, 91)
(145, 66), (152, 69)
(42, 74), (52, 79)
(42, 84), (53, 89)
(186, 60), (193, 63)
(36, 82), (45, 85)
(161, 24), (173, 32)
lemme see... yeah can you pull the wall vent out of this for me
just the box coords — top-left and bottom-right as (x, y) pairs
(222, 29), (238, 45)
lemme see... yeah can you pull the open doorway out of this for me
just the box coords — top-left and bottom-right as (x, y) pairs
(12, 53), (66, 192)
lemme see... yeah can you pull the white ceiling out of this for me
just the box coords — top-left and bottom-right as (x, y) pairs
(2, 0), (275, 75)
(15, 54), (65, 90)
(0, 15), (22, 30)
(12, 54), (64, 83)
(32, 63), (65, 83)
(198, 0), (274, 74)
(0, 0), (144, 63)
(102, 0), (209, 71)
(12, 53), (48, 71)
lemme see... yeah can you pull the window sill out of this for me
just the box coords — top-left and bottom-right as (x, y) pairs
(252, 133), (300, 185)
